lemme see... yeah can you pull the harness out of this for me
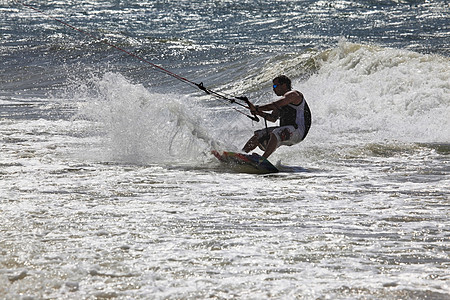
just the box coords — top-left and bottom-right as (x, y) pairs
(279, 99), (312, 140)
(257, 97), (312, 148)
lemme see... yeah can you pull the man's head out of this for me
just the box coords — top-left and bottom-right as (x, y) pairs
(272, 75), (292, 96)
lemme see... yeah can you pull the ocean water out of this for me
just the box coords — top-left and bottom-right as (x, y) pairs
(1, 1), (449, 299)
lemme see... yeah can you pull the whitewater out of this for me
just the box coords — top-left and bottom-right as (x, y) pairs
(1, 1), (449, 299)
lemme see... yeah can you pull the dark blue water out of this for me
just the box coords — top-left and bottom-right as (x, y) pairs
(2, 1), (448, 93)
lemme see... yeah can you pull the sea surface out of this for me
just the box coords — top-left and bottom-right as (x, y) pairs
(1, 1), (449, 299)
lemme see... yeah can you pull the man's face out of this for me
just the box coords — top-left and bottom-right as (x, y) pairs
(272, 80), (284, 96)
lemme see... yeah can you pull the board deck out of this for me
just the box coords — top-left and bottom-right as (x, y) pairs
(211, 150), (279, 174)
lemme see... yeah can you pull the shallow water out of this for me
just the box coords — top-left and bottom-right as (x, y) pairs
(1, 1), (449, 299)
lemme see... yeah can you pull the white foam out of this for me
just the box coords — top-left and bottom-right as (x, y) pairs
(75, 72), (230, 165)
(300, 41), (450, 145)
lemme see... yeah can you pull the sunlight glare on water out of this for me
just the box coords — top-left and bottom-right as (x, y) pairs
(0, 0), (449, 299)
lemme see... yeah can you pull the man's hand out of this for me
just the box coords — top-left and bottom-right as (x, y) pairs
(246, 100), (258, 113)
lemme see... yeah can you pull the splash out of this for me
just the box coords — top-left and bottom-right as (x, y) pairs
(74, 72), (229, 165)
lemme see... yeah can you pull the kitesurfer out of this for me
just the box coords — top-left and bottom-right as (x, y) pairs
(243, 75), (311, 159)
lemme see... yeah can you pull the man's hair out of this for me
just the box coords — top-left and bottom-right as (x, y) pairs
(274, 75), (292, 90)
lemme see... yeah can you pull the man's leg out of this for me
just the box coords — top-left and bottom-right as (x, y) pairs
(262, 133), (278, 158)
(242, 135), (259, 153)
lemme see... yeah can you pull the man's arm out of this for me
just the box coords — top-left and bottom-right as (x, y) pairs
(255, 109), (279, 122)
(258, 91), (303, 111)
(247, 100), (279, 122)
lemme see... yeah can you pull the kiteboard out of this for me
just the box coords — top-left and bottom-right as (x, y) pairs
(211, 150), (279, 174)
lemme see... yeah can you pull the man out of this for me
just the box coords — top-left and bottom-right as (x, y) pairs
(242, 75), (311, 159)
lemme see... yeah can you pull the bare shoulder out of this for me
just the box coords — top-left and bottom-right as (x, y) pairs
(284, 90), (303, 105)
